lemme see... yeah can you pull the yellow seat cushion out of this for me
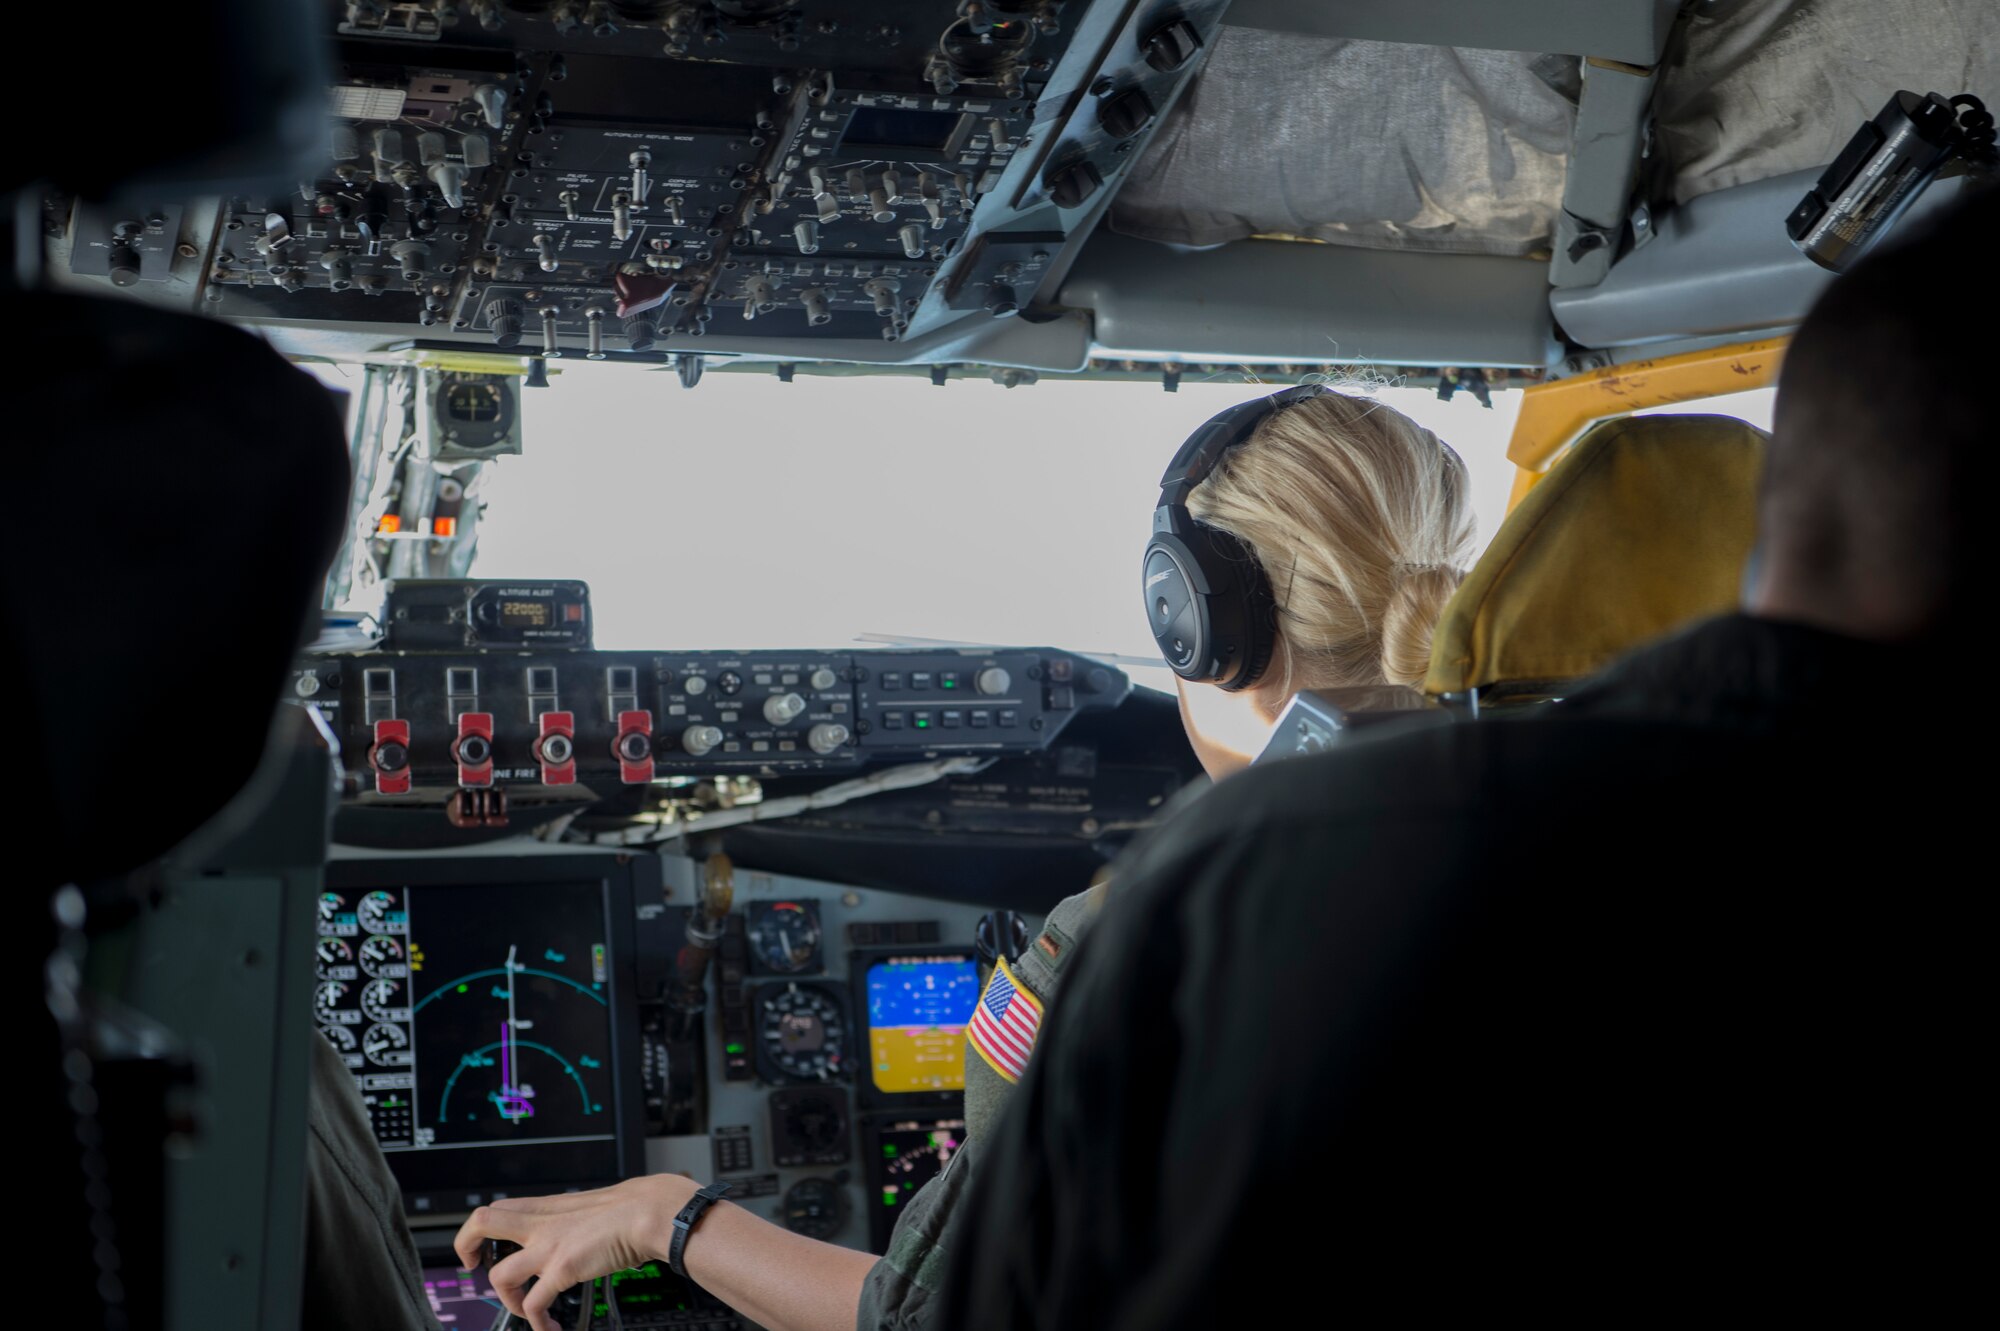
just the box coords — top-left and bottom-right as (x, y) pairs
(1424, 414), (1766, 695)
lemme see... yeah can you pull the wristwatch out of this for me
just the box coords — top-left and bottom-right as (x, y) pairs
(667, 1181), (733, 1279)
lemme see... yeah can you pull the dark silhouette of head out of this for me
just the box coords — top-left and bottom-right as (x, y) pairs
(1746, 183), (1995, 641)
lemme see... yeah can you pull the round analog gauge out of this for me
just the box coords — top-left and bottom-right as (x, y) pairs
(316, 937), (354, 977)
(748, 901), (822, 975)
(357, 890), (405, 934)
(781, 1177), (848, 1240)
(314, 980), (349, 1018)
(757, 982), (847, 1082)
(362, 1022), (410, 1067)
(318, 892), (345, 932)
(360, 978), (406, 1022)
(359, 934), (407, 977)
(318, 1024), (358, 1053)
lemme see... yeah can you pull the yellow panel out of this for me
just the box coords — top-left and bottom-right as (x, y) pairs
(1428, 415), (1766, 694)
(1506, 337), (1787, 511)
(868, 1026), (967, 1094)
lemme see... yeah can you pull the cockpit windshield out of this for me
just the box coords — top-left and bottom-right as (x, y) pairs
(434, 369), (1771, 692)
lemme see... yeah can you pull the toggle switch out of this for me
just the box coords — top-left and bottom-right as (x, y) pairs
(471, 82), (508, 128)
(370, 719), (413, 795)
(534, 711), (577, 785)
(429, 163), (468, 208)
(453, 712), (495, 788)
(615, 710), (654, 783)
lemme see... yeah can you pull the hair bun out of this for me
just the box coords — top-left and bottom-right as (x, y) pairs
(1380, 564), (1463, 686)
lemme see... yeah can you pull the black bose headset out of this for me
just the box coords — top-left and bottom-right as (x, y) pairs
(1143, 384), (1326, 691)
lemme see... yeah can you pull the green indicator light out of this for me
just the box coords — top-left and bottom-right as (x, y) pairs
(456, 984), (468, 993)
(883, 1144), (897, 1157)
(725, 1042), (745, 1054)
(916, 718), (930, 728)
(943, 679), (956, 688)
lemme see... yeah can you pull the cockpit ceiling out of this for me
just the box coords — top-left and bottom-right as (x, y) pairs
(1113, 30), (1577, 257)
(1656, 0), (1997, 206)
(1117, 1), (1996, 257)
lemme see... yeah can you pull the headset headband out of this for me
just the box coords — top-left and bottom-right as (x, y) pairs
(1155, 384), (1328, 508)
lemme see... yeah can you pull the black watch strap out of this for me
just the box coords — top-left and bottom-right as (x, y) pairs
(668, 1181), (733, 1279)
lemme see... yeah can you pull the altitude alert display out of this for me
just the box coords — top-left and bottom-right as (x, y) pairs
(322, 881), (617, 1157)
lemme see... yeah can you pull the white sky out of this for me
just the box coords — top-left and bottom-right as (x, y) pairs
(447, 365), (1774, 690)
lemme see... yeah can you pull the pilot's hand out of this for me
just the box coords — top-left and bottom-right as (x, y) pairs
(454, 1175), (704, 1331)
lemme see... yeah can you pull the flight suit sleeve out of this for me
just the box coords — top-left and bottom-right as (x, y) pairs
(854, 1135), (984, 1331)
(301, 1029), (444, 1331)
(854, 888), (1105, 1331)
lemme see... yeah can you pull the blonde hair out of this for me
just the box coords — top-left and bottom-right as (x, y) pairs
(1188, 391), (1474, 689)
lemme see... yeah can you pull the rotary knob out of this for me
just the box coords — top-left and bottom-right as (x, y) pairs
(810, 667), (838, 691)
(807, 723), (850, 755)
(975, 667), (1012, 696)
(764, 692), (807, 726)
(681, 724), (724, 758)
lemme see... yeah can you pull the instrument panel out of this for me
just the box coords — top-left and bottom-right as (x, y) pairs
(349, 846), (1038, 1264)
(666, 855), (1015, 1255)
(291, 645), (1129, 797)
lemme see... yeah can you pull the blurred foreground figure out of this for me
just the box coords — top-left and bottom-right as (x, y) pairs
(943, 188), (1995, 1329)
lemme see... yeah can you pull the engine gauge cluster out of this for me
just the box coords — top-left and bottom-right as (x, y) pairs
(316, 888), (416, 1079)
(753, 981), (850, 1084)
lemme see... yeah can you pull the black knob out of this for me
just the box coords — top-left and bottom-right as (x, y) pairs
(976, 910), (1029, 966)
(1142, 18), (1203, 72)
(616, 730), (652, 763)
(718, 671), (743, 696)
(984, 284), (1019, 317)
(1098, 87), (1156, 140)
(1046, 159), (1102, 209)
(455, 734), (491, 766)
(106, 243), (143, 287)
(624, 315), (658, 353)
(373, 740), (409, 773)
(484, 300), (527, 348)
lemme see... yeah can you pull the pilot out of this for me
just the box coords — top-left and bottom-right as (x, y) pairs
(934, 187), (1997, 1327)
(453, 384), (1478, 1331)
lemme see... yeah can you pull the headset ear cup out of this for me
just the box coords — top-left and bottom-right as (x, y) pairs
(1192, 524), (1276, 692)
(1234, 557), (1279, 691)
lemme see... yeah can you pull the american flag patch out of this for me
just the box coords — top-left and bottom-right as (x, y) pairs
(967, 955), (1044, 1084)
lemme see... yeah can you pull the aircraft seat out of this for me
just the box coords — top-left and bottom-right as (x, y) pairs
(1424, 414), (1767, 701)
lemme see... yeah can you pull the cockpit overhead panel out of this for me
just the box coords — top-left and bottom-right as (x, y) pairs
(188, 1), (1231, 364)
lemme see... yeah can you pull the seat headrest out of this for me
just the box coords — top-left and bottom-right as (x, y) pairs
(1424, 414), (1766, 695)
(0, 292), (350, 888)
